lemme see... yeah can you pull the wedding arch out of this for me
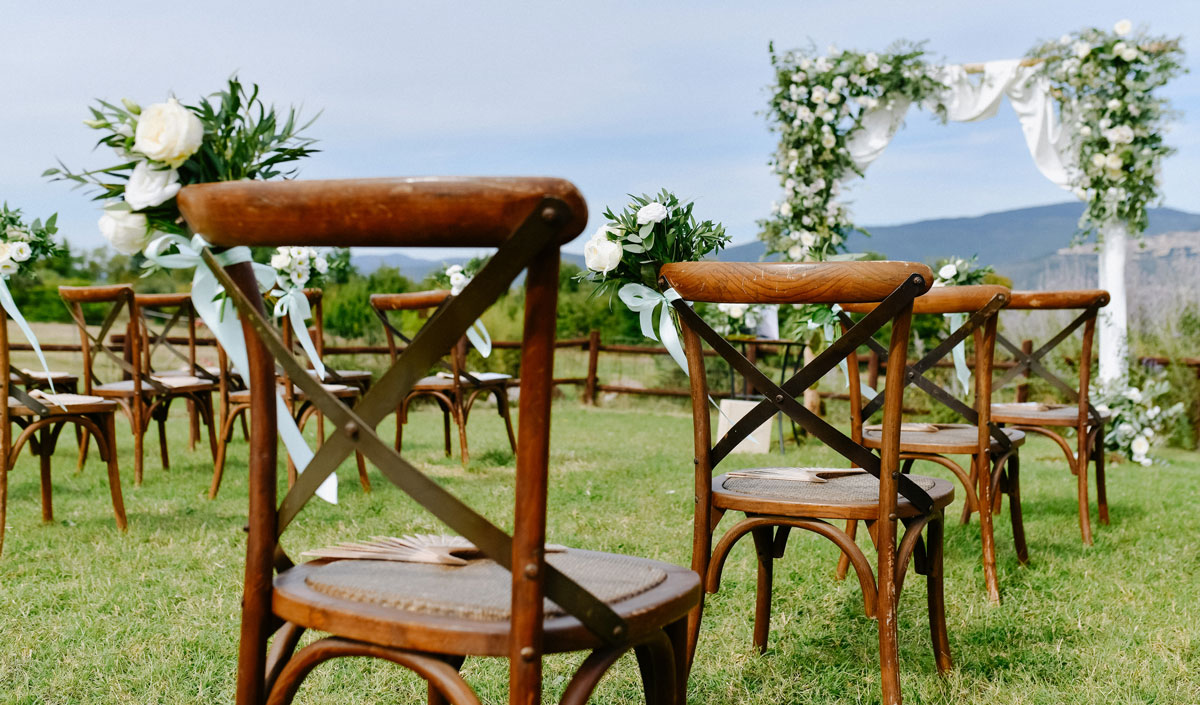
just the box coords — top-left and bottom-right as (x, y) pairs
(759, 21), (1183, 384)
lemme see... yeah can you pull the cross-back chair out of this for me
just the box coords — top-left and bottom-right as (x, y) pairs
(294, 288), (374, 393)
(840, 285), (1025, 604)
(0, 306), (126, 556)
(663, 260), (954, 705)
(179, 176), (700, 705)
(991, 289), (1110, 544)
(371, 290), (516, 466)
(59, 284), (219, 485)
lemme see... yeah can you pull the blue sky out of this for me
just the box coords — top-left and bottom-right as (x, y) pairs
(2, 1), (1198, 259)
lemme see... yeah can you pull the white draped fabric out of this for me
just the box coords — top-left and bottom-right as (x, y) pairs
(844, 59), (1127, 383)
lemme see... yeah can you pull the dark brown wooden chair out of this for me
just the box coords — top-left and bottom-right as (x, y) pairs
(1, 306), (126, 556)
(991, 290), (1111, 544)
(295, 288), (374, 393)
(178, 176), (701, 705)
(371, 290), (516, 466)
(841, 285), (1025, 604)
(58, 285), (219, 485)
(662, 260), (953, 705)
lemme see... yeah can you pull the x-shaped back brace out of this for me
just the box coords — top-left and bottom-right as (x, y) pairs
(841, 294), (1013, 454)
(142, 304), (219, 383)
(66, 296), (170, 395)
(371, 307), (483, 387)
(669, 273), (934, 514)
(6, 366), (50, 416)
(202, 197), (628, 645)
(994, 302), (1105, 427)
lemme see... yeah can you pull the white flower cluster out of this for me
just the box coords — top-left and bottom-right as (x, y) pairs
(583, 225), (624, 274)
(0, 207), (56, 279)
(1035, 20), (1183, 240)
(95, 97), (204, 256)
(0, 229), (34, 277)
(707, 303), (772, 338)
(932, 256), (993, 287)
(1096, 374), (1185, 466)
(762, 44), (948, 263)
(445, 264), (471, 295)
(270, 247), (329, 289)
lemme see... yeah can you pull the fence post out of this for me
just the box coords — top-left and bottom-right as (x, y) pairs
(1016, 339), (1032, 403)
(583, 329), (600, 405)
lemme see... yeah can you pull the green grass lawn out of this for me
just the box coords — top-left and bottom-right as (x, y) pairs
(0, 396), (1197, 704)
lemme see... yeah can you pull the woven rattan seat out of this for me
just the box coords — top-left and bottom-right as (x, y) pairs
(862, 423), (1025, 455)
(990, 402), (1112, 427)
(228, 383), (358, 404)
(716, 470), (954, 520)
(93, 375), (216, 395)
(10, 369), (77, 383)
(8, 392), (117, 416)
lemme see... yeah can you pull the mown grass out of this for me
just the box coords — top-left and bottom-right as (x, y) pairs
(0, 395), (1197, 704)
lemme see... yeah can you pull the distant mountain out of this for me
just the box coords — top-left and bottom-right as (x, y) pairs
(352, 250), (586, 281)
(718, 203), (1200, 267)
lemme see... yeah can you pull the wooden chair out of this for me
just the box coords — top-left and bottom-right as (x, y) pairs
(59, 285), (219, 485)
(840, 285), (1026, 604)
(371, 290), (517, 466)
(296, 288), (374, 393)
(179, 176), (700, 705)
(663, 260), (954, 705)
(1, 306), (126, 556)
(991, 290), (1111, 544)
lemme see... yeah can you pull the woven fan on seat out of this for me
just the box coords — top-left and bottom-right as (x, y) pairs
(302, 534), (567, 566)
(723, 468), (867, 483)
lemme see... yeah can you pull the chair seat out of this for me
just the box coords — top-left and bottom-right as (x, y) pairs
(8, 392), (117, 416)
(413, 372), (512, 389)
(862, 423), (1025, 455)
(715, 468), (954, 520)
(305, 369), (373, 385)
(272, 548), (701, 657)
(990, 402), (1112, 427)
(158, 365), (226, 381)
(230, 383), (359, 404)
(92, 375), (218, 396)
(10, 369), (78, 385)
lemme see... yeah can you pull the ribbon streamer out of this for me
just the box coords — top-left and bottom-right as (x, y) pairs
(946, 312), (971, 395)
(0, 276), (57, 395)
(465, 319), (492, 358)
(145, 234), (337, 504)
(273, 287), (326, 380)
(618, 283), (688, 375)
(811, 305), (878, 399)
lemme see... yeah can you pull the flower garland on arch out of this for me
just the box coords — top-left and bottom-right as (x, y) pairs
(1029, 21), (1184, 244)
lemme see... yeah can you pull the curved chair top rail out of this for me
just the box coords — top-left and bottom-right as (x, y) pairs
(177, 177), (588, 249)
(301, 288), (322, 304)
(58, 284), (135, 303)
(1008, 289), (1109, 310)
(134, 292), (193, 307)
(658, 261), (933, 304)
(842, 284), (1010, 315)
(370, 290), (452, 312)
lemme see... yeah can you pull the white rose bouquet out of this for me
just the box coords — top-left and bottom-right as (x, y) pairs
(1095, 373), (1185, 465)
(268, 246), (344, 292)
(1030, 21), (1184, 242)
(931, 255), (994, 287)
(47, 77), (318, 256)
(430, 256), (491, 296)
(700, 302), (773, 339)
(0, 205), (59, 279)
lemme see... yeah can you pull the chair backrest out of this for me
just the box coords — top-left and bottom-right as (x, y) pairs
(58, 284), (163, 396)
(177, 176), (590, 705)
(0, 307), (54, 428)
(995, 289), (1109, 426)
(370, 290), (477, 390)
(660, 260), (936, 526)
(134, 292), (216, 382)
(841, 284), (1012, 451)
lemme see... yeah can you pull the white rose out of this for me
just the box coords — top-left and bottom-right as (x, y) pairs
(938, 263), (958, 280)
(821, 133), (837, 149)
(1123, 387), (1143, 402)
(810, 86), (827, 104)
(1090, 153), (1107, 169)
(796, 106), (813, 122)
(635, 202), (668, 225)
(270, 252), (291, 269)
(864, 52), (879, 70)
(123, 160), (182, 210)
(787, 230), (800, 241)
(5, 226), (29, 241)
(787, 244), (804, 260)
(1118, 422), (1135, 436)
(801, 215), (813, 227)
(98, 206), (150, 255)
(800, 231), (817, 247)
(1130, 435), (1150, 457)
(1147, 406), (1161, 419)
(0, 243), (9, 262)
(726, 303), (748, 319)
(1114, 19), (1132, 37)
(448, 271), (469, 295)
(133, 98), (204, 168)
(1099, 117), (1113, 129)
(826, 91), (842, 104)
(832, 75), (847, 89)
(1103, 125), (1135, 144)
(1105, 153), (1124, 170)
(1073, 187), (1089, 201)
(1107, 99), (1122, 111)
(290, 269), (309, 288)
(779, 201), (793, 217)
(1079, 125), (1092, 137)
(879, 63), (892, 74)
(0, 260), (17, 277)
(313, 256), (329, 274)
(1073, 42), (1091, 59)
(799, 58), (812, 70)
(583, 234), (623, 274)
(8, 241), (31, 262)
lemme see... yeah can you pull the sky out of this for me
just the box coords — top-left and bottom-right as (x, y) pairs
(2, 1), (1198, 260)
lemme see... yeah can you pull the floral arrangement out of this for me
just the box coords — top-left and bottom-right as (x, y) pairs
(0, 205), (58, 278)
(431, 256), (490, 296)
(760, 42), (948, 263)
(269, 246), (343, 291)
(932, 256), (994, 287)
(1095, 374), (1185, 465)
(1030, 20), (1184, 242)
(701, 302), (773, 339)
(47, 77), (318, 257)
(580, 190), (728, 295)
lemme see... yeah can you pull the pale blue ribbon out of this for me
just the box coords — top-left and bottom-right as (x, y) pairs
(273, 286), (326, 380)
(618, 283), (688, 375)
(809, 304), (878, 400)
(946, 312), (971, 395)
(0, 275), (57, 395)
(145, 234), (337, 504)
(465, 319), (492, 358)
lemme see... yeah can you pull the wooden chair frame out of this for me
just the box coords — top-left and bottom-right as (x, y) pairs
(371, 290), (517, 466)
(840, 286), (1026, 604)
(992, 290), (1110, 544)
(0, 307), (126, 556)
(663, 261), (950, 705)
(180, 176), (699, 705)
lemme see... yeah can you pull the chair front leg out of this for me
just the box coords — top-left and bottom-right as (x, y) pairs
(925, 509), (952, 672)
(750, 525), (775, 654)
(975, 451), (1001, 604)
(1094, 423), (1109, 525)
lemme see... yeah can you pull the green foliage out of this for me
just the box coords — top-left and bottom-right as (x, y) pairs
(322, 266), (413, 342)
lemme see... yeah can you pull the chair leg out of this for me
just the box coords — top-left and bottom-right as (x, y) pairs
(497, 389), (517, 453)
(187, 398), (199, 451)
(925, 509), (952, 673)
(1007, 453), (1028, 564)
(455, 405), (470, 467)
(634, 630), (679, 705)
(39, 434), (53, 524)
(1094, 425), (1109, 525)
(976, 452), (1001, 604)
(101, 414), (128, 532)
(356, 451), (371, 493)
(210, 404), (246, 500)
(156, 407), (171, 471)
(426, 655), (465, 705)
(750, 526), (774, 654)
(0, 452), (7, 557)
(202, 396), (219, 462)
(1076, 439), (1093, 546)
(394, 404), (405, 453)
(834, 519), (858, 580)
(878, 549), (901, 705)
(75, 424), (89, 472)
